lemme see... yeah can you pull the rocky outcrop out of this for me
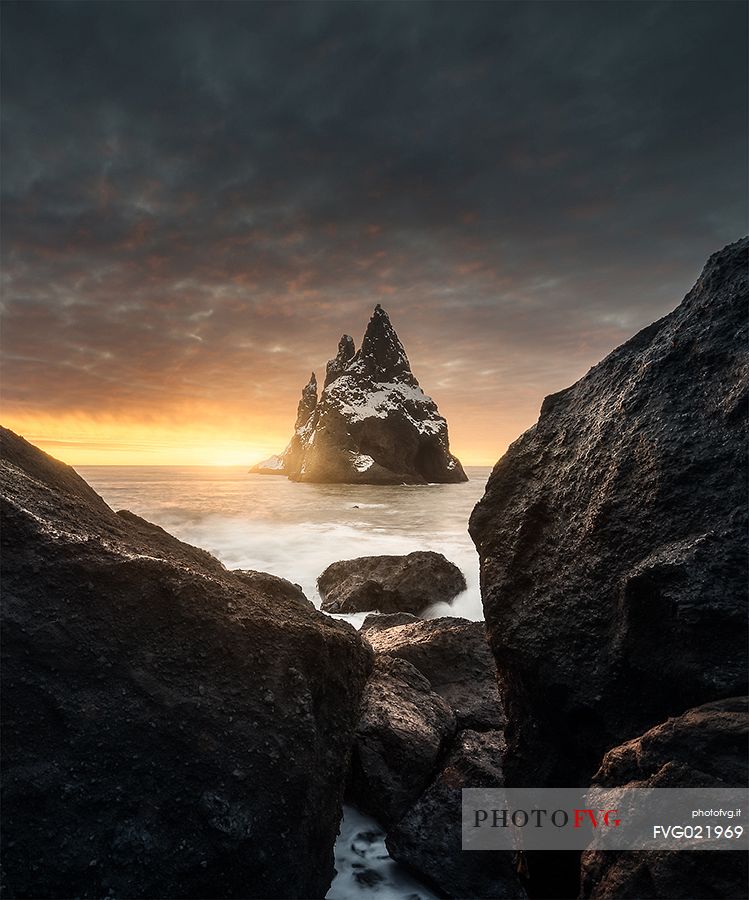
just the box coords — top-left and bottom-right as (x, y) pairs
(251, 372), (318, 475)
(348, 612), (515, 896)
(365, 617), (504, 731)
(361, 611), (422, 633)
(349, 657), (456, 829)
(470, 238), (749, 788)
(231, 569), (308, 604)
(325, 334), (356, 387)
(386, 730), (525, 899)
(251, 304), (467, 484)
(318, 551), (467, 615)
(1, 427), (373, 899)
(580, 698), (748, 899)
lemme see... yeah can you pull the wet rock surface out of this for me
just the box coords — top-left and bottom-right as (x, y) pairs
(470, 238), (749, 789)
(319, 551), (466, 615)
(1, 427), (373, 899)
(580, 697), (749, 899)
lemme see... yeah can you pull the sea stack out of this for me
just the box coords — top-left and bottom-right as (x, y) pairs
(252, 305), (467, 484)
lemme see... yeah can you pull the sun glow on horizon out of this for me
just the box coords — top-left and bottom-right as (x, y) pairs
(2, 410), (505, 469)
(2, 412), (286, 468)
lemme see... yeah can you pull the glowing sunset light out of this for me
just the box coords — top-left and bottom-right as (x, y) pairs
(2, 2), (745, 467)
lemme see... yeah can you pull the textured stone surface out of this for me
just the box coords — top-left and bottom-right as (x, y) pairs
(386, 730), (525, 899)
(470, 238), (748, 787)
(360, 611), (422, 633)
(366, 617), (504, 731)
(318, 551), (466, 615)
(349, 657), (455, 829)
(581, 698), (748, 899)
(252, 304), (467, 484)
(1, 427), (372, 899)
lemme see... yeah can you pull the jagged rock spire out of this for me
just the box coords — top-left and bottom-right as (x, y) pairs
(252, 304), (467, 484)
(324, 335), (355, 387)
(294, 372), (317, 429)
(357, 304), (413, 381)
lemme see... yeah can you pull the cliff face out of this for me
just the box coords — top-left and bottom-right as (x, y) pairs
(1, 427), (372, 899)
(252, 305), (467, 485)
(469, 237), (748, 788)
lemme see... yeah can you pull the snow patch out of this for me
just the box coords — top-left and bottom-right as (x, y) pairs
(352, 454), (375, 473)
(254, 454), (285, 471)
(326, 379), (446, 436)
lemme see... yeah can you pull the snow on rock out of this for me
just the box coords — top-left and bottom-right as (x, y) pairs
(353, 454), (375, 473)
(249, 454), (286, 474)
(254, 305), (467, 485)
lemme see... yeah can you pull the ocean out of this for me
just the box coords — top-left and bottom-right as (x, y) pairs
(77, 465), (492, 625)
(76, 464), (492, 900)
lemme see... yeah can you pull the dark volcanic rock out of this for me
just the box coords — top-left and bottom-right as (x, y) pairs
(580, 698), (748, 899)
(386, 730), (525, 899)
(325, 334), (356, 387)
(231, 569), (309, 605)
(365, 617), (504, 731)
(254, 304), (467, 484)
(318, 551), (467, 615)
(251, 372), (318, 475)
(349, 656), (456, 829)
(1, 427), (372, 900)
(470, 238), (749, 788)
(360, 611), (422, 633)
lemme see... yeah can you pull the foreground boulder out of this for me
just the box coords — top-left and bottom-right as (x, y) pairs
(361, 611), (422, 632)
(319, 551), (466, 615)
(251, 304), (467, 484)
(386, 730), (525, 899)
(470, 238), (748, 788)
(580, 698), (748, 899)
(349, 615), (512, 896)
(1, 428), (373, 899)
(349, 657), (455, 829)
(365, 617), (504, 731)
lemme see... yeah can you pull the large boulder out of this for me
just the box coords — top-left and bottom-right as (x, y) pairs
(386, 730), (525, 899)
(469, 238), (748, 788)
(0, 427), (373, 899)
(349, 657), (456, 829)
(365, 617), (504, 731)
(319, 551), (466, 615)
(580, 698), (748, 899)
(251, 304), (467, 484)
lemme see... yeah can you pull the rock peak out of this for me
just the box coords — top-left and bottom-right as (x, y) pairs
(359, 305), (412, 381)
(324, 334), (356, 387)
(252, 305), (467, 484)
(294, 372), (317, 430)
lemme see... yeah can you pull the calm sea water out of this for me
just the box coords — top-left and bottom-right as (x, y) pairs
(76, 464), (491, 900)
(77, 465), (492, 624)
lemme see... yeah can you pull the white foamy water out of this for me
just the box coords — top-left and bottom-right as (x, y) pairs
(76, 464), (490, 899)
(329, 806), (438, 900)
(77, 465), (491, 622)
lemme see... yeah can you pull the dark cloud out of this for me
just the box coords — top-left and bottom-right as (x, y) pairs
(1, 0), (746, 460)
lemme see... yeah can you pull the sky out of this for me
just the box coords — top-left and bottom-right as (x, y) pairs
(1, 1), (746, 466)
